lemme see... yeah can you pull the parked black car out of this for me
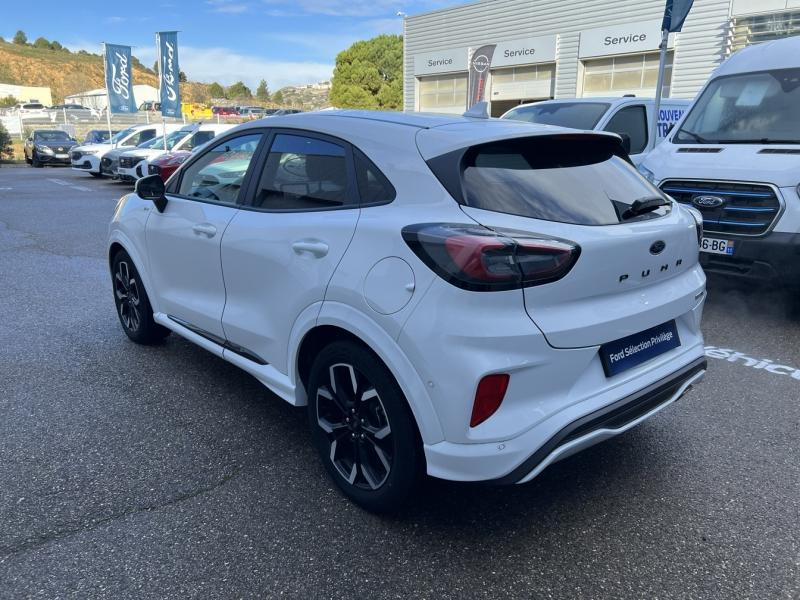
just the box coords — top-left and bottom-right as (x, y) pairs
(24, 129), (78, 168)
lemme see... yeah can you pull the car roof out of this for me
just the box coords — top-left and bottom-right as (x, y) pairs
(715, 35), (800, 77)
(229, 109), (619, 158)
(507, 97), (690, 110)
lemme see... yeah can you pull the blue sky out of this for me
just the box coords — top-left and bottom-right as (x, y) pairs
(3, 0), (453, 89)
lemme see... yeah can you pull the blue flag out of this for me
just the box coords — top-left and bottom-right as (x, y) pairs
(104, 44), (137, 113)
(157, 31), (182, 118)
(662, 0), (694, 32)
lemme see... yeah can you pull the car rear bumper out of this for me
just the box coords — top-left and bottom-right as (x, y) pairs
(699, 231), (800, 285)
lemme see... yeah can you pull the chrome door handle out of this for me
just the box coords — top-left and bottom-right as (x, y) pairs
(292, 240), (329, 258)
(192, 223), (217, 238)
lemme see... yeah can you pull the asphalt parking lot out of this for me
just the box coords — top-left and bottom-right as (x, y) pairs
(0, 166), (798, 599)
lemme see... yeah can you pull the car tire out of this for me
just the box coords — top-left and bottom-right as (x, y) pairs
(32, 154), (42, 168)
(25, 155), (32, 165)
(90, 172), (103, 178)
(307, 341), (422, 513)
(111, 250), (171, 345)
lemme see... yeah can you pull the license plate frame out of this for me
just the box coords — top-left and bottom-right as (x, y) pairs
(600, 320), (682, 377)
(700, 237), (734, 255)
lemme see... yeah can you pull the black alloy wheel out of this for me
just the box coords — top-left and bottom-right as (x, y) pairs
(308, 341), (422, 513)
(111, 250), (171, 345)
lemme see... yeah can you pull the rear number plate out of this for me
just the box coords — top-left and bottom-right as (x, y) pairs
(600, 320), (681, 377)
(700, 237), (734, 255)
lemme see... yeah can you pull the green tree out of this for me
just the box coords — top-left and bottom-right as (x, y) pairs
(256, 79), (270, 102)
(153, 60), (158, 73)
(330, 34), (402, 110)
(49, 40), (65, 52)
(0, 121), (13, 160)
(13, 30), (28, 45)
(226, 81), (252, 99)
(0, 95), (18, 108)
(179, 71), (188, 83)
(208, 82), (225, 98)
(33, 37), (51, 49)
(272, 89), (284, 105)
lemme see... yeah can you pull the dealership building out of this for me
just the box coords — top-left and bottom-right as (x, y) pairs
(403, 0), (800, 116)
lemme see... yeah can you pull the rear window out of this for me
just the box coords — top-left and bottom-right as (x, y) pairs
(455, 136), (670, 225)
(502, 102), (610, 130)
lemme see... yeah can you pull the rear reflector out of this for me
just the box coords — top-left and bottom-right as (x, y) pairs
(470, 374), (510, 427)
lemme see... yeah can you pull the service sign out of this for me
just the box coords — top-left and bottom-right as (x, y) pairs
(579, 19), (674, 58)
(414, 47), (469, 75)
(492, 35), (558, 68)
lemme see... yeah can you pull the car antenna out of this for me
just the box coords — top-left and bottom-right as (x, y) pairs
(463, 101), (490, 119)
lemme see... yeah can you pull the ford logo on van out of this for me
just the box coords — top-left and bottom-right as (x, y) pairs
(692, 195), (725, 209)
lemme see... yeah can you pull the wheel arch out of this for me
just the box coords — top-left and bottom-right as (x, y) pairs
(107, 231), (159, 314)
(291, 303), (445, 446)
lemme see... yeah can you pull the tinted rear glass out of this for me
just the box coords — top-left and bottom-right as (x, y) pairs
(459, 136), (669, 225)
(503, 102), (610, 130)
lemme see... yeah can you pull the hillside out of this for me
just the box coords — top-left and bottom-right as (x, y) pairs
(0, 39), (209, 103)
(273, 82), (331, 110)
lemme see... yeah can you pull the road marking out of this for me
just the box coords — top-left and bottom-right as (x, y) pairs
(705, 345), (800, 380)
(47, 178), (92, 193)
(0, 187), (12, 191)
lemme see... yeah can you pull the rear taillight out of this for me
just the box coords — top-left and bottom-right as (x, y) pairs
(402, 223), (580, 291)
(470, 374), (510, 427)
(686, 206), (703, 244)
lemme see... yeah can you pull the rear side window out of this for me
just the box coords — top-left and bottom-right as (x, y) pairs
(252, 134), (352, 211)
(604, 105), (648, 154)
(503, 102), (610, 129)
(353, 148), (395, 205)
(126, 129), (155, 146)
(455, 136), (669, 225)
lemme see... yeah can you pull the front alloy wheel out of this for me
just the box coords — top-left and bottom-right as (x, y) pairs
(308, 341), (422, 512)
(111, 250), (171, 345)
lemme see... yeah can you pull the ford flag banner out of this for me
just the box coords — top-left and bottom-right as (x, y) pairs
(157, 31), (182, 118)
(467, 45), (496, 109)
(662, 0), (694, 32)
(104, 43), (137, 114)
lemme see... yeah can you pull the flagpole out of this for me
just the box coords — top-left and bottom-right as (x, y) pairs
(650, 28), (669, 148)
(156, 33), (168, 153)
(102, 42), (114, 148)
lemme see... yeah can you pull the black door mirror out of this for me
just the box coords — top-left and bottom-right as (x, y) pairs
(618, 132), (632, 155)
(135, 174), (168, 213)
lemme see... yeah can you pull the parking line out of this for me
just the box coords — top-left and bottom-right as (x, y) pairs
(47, 178), (92, 193)
(47, 178), (71, 186)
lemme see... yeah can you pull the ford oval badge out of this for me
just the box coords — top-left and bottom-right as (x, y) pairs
(650, 240), (666, 255)
(692, 195), (725, 209)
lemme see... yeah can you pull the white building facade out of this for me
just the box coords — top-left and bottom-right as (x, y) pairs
(404, 0), (800, 116)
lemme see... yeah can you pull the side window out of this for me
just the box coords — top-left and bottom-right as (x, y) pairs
(604, 105), (648, 154)
(177, 133), (263, 205)
(185, 130), (215, 150)
(353, 148), (396, 205)
(128, 129), (155, 146)
(252, 133), (352, 211)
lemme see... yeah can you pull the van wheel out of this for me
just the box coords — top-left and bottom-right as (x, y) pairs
(307, 341), (422, 513)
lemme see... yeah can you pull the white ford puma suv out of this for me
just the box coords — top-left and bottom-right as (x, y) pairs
(108, 110), (707, 512)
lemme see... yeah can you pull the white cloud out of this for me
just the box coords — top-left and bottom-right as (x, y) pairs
(260, 0), (450, 17)
(206, 0), (250, 13)
(136, 45), (332, 89)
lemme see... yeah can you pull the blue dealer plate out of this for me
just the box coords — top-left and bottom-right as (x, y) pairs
(600, 320), (681, 377)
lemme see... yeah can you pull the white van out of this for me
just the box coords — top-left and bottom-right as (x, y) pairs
(639, 36), (800, 289)
(500, 96), (690, 164)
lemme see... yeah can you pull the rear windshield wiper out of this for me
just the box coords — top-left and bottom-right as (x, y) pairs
(622, 196), (670, 221)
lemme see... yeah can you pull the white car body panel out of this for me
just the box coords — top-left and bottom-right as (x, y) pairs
(109, 110), (706, 484)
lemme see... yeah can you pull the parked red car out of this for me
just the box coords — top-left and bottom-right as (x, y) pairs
(211, 106), (239, 116)
(147, 150), (191, 182)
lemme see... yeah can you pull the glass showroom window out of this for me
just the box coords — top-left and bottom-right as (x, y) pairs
(418, 74), (468, 112)
(731, 10), (800, 51)
(582, 52), (673, 97)
(491, 63), (555, 84)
